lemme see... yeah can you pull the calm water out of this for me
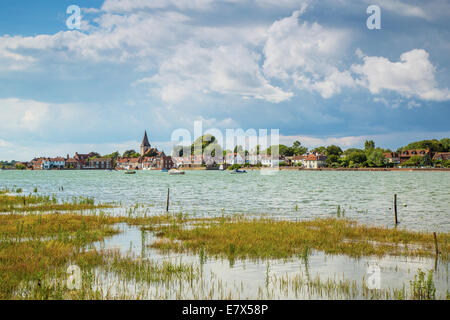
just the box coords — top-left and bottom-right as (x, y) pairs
(2, 170), (449, 298)
(1, 170), (449, 232)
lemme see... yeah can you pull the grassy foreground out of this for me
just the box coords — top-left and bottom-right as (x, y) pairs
(0, 189), (448, 299)
(151, 216), (449, 261)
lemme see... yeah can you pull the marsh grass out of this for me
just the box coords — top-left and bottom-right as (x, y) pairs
(150, 216), (450, 261)
(0, 190), (447, 300)
(0, 193), (115, 213)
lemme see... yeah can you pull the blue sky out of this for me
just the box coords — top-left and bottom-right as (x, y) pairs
(0, 0), (449, 161)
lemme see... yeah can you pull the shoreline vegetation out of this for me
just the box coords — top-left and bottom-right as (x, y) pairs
(0, 189), (448, 300)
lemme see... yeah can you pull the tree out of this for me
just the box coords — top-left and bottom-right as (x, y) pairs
(15, 163), (26, 170)
(440, 138), (450, 152)
(402, 155), (422, 167)
(420, 154), (432, 166)
(291, 141), (308, 156)
(123, 150), (140, 158)
(103, 151), (120, 160)
(311, 146), (326, 154)
(326, 154), (340, 167)
(326, 145), (343, 156)
(347, 151), (367, 165)
(399, 139), (444, 153)
(367, 150), (385, 167)
(364, 140), (375, 152)
(343, 148), (363, 156)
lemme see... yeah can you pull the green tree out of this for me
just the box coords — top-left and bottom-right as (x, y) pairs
(402, 155), (422, 167)
(367, 150), (385, 167)
(364, 140), (375, 152)
(311, 146), (326, 154)
(326, 145), (343, 156)
(347, 151), (367, 165)
(123, 150), (140, 158)
(399, 139), (444, 153)
(292, 141), (308, 156)
(15, 163), (26, 170)
(420, 154), (432, 166)
(440, 138), (450, 152)
(326, 154), (340, 167)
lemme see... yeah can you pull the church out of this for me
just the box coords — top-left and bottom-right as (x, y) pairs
(140, 130), (151, 156)
(138, 131), (174, 170)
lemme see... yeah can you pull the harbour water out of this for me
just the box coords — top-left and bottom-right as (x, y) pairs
(1, 170), (449, 232)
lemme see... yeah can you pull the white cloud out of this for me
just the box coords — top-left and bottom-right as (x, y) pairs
(352, 49), (450, 101)
(101, 0), (215, 12)
(263, 10), (356, 98)
(138, 43), (293, 103)
(0, 139), (11, 148)
(363, 0), (429, 20)
(280, 135), (365, 149)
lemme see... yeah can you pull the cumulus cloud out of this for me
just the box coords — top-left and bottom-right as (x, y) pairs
(352, 49), (450, 101)
(263, 10), (356, 98)
(140, 43), (292, 103)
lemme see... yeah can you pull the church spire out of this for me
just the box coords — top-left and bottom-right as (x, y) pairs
(141, 131), (150, 147)
(140, 131), (151, 156)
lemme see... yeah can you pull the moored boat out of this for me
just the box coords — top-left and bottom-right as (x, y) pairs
(230, 168), (247, 174)
(168, 169), (185, 175)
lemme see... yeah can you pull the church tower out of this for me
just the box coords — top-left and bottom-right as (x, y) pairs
(140, 131), (151, 156)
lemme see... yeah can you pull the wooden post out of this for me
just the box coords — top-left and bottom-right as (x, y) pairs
(433, 232), (439, 256)
(166, 188), (170, 212)
(394, 194), (398, 225)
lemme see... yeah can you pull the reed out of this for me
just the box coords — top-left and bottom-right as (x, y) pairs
(150, 216), (450, 261)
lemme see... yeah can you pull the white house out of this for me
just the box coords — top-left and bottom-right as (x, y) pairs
(303, 154), (327, 169)
(41, 157), (65, 170)
(225, 153), (245, 165)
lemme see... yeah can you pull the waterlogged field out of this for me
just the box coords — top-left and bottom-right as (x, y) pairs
(0, 170), (449, 299)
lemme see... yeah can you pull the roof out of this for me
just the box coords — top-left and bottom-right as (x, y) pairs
(399, 149), (429, 157)
(117, 157), (140, 163)
(433, 152), (450, 161)
(384, 152), (399, 158)
(305, 154), (327, 161)
(141, 131), (150, 147)
(292, 155), (306, 160)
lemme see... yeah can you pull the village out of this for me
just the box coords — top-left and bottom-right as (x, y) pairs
(3, 132), (449, 171)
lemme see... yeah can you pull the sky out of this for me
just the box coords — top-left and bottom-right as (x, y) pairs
(0, 0), (449, 161)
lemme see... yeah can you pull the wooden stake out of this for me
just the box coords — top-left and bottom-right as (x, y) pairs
(394, 194), (398, 225)
(433, 232), (439, 256)
(166, 188), (170, 212)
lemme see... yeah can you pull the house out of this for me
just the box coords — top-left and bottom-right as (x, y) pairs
(85, 158), (113, 170)
(142, 152), (174, 170)
(225, 153), (245, 165)
(303, 154), (327, 169)
(398, 149), (430, 163)
(292, 155), (307, 166)
(383, 152), (400, 165)
(42, 157), (66, 170)
(31, 158), (44, 170)
(65, 158), (81, 169)
(117, 158), (141, 170)
(432, 152), (450, 161)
